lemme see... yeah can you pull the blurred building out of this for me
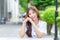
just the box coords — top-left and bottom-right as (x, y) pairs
(0, 0), (7, 20)
(7, 0), (20, 23)
(0, 0), (20, 23)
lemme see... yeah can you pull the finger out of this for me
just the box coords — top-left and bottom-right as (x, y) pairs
(24, 18), (29, 22)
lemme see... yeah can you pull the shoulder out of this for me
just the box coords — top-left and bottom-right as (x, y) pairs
(38, 20), (47, 34)
(39, 20), (47, 25)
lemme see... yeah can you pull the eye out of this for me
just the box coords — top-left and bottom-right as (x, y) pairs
(29, 13), (31, 15)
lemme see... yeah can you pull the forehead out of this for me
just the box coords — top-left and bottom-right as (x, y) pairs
(29, 9), (34, 13)
(29, 9), (34, 12)
(28, 9), (37, 15)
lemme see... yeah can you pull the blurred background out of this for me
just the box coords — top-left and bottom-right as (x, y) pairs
(0, 0), (60, 40)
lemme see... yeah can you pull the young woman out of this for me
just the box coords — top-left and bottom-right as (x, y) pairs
(20, 6), (47, 38)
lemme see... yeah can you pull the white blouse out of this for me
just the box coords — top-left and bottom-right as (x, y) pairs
(25, 20), (47, 38)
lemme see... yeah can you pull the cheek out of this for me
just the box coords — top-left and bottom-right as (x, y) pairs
(29, 15), (33, 18)
(29, 14), (37, 18)
(29, 15), (35, 19)
(29, 13), (37, 19)
(32, 13), (36, 16)
(33, 14), (37, 17)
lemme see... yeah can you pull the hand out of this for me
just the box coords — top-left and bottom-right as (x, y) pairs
(23, 17), (36, 27)
(23, 18), (29, 25)
(27, 17), (36, 26)
(27, 17), (33, 23)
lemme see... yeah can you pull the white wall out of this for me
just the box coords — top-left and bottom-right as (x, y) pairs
(7, 0), (20, 23)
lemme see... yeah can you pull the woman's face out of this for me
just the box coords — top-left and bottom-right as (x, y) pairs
(28, 9), (37, 21)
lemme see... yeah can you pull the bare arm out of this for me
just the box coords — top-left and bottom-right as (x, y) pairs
(20, 24), (25, 38)
(33, 25), (43, 38)
(33, 22), (47, 38)
(28, 18), (43, 38)
(20, 18), (29, 38)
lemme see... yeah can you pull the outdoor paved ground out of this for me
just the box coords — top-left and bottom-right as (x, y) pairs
(0, 23), (60, 40)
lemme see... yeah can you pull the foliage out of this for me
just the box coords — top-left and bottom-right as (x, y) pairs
(56, 7), (60, 27)
(19, 0), (55, 10)
(43, 7), (55, 24)
(19, 0), (28, 10)
(31, 0), (55, 10)
(39, 7), (60, 27)
(20, 7), (25, 13)
(40, 6), (55, 24)
(57, 17), (60, 27)
(39, 11), (45, 20)
(58, 0), (60, 5)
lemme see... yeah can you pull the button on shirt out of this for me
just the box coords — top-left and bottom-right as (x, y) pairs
(25, 20), (47, 38)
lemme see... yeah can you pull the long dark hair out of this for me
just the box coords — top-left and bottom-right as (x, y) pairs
(25, 6), (40, 37)
(26, 21), (32, 37)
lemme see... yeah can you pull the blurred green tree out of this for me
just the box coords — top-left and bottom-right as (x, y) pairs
(19, 0), (28, 11)
(31, 0), (55, 10)
(19, 0), (55, 10)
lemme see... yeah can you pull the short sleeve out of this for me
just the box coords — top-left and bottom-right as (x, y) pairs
(38, 21), (47, 34)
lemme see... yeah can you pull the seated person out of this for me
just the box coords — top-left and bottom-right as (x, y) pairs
(20, 6), (47, 38)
